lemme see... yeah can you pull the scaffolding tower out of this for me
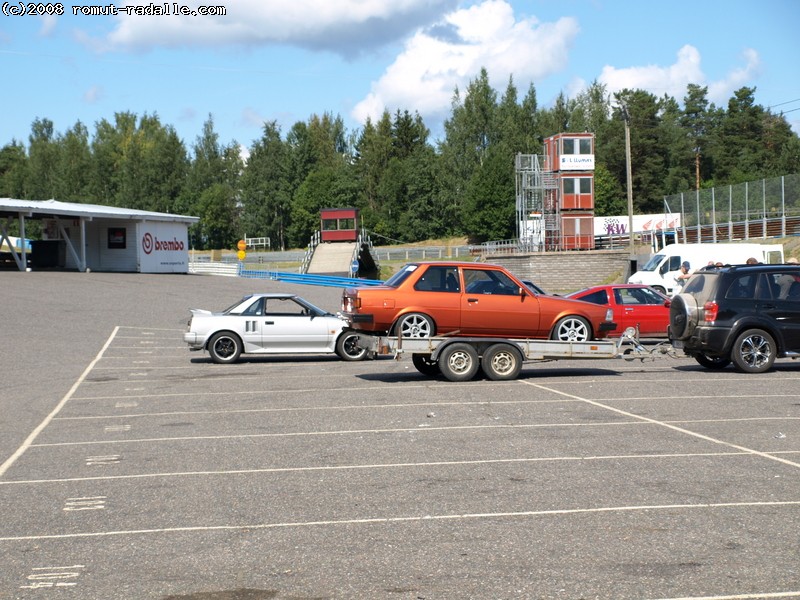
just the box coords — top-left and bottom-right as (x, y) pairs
(515, 153), (560, 251)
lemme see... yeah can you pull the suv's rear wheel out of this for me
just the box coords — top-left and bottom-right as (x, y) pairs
(694, 353), (731, 370)
(731, 329), (776, 373)
(669, 293), (698, 340)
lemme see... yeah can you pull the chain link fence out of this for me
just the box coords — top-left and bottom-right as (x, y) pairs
(663, 174), (800, 242)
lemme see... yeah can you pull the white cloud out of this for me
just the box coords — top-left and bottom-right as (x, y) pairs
(352, 0), (579, 125)
(707, 48), (761, 104)
(88, 0), (456, 56)
(83, 85), (103, 103)
(598, 44), (761, 106)
(38, 15), (58, 37)
(241, 107), (265, 129)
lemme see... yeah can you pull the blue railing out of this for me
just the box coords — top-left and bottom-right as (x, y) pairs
(238, 266), (384, 288)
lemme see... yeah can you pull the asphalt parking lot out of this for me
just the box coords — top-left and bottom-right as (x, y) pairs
(1, 271), (800, 600)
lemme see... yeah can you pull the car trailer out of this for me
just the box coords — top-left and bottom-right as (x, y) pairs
(355, 329), (679, 382)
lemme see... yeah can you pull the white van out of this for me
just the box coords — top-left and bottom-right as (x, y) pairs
(628, 242), (785, 295)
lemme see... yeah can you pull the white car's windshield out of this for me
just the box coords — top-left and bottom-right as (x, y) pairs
(222, 296), (256, 314)
(640, 253), (666, 272)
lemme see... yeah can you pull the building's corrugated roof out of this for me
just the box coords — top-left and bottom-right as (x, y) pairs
(0, 198), (200, 223)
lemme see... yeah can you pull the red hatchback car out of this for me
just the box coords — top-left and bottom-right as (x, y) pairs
(342, 262), (616, 341)
(565, 284), (671, 338)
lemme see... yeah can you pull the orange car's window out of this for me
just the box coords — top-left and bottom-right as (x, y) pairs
(414, 266), (460, 293)
(463, 268), (519, 296)
(384, 264), (419, 287)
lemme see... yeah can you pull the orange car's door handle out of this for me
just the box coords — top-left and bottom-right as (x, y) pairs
(467, 298), (479, 303)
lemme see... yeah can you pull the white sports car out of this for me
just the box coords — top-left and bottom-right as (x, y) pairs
(183, 293), (368, 364)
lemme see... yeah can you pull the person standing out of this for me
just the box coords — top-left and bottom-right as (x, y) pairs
(673, 261), (692, 295)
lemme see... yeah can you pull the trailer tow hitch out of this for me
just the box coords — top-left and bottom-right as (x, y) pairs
(618, 327), (681, 362)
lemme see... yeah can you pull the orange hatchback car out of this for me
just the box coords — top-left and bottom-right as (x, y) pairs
(342, 262), (616, 341)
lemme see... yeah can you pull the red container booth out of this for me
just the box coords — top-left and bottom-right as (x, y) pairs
(320, 208), (358, 242)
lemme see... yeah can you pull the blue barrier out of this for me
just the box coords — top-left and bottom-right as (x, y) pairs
(238, 266), (384, 288)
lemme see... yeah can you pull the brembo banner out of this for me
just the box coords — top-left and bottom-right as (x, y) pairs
(138, 222), (190, 273)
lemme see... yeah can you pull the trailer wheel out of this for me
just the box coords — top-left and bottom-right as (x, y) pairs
(438, 343), (479, 382)
(481, 344), (522, 380)
(412, 353), (440, 376)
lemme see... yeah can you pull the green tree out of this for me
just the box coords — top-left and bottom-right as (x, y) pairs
(660, 94), (693, 195)
(288, 166), (357, 247)
(181, 115), (242, 247)
(611, 89), (667, 213)
(681, 84), (711, 190)
(54, 122), (92, 202)
(462, 145), (516, 242)
(438, 68), (499, 234)
(240, 121), (292, 250)
(593, 163), (626, 216)
(0, 141), (28, 198)
(570, 81), (610, 135)
(26, 118), (59, 200)
(195, 182), (239, 249)
(353, 111), (393, 223)
(711, 87), (766, 183)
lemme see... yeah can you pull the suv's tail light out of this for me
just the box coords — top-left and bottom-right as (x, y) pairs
(703, 301), (718, 322)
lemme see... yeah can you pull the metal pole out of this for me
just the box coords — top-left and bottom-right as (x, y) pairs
(782, 176), (787, 237)
(712, 187), (717, 243)
(622, 104), (634, 257)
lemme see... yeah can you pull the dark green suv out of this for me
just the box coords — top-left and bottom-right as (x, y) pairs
(669, 263), (800, 373)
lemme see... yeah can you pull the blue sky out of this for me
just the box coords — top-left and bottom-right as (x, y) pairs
(1, 0), (799, 155)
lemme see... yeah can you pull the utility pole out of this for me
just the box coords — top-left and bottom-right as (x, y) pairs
(620, 102), (635, 261)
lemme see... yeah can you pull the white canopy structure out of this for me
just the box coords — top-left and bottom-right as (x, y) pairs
(0, 198), (200, 273)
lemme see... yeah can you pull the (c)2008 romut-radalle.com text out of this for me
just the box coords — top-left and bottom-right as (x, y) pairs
(1, 2), (227, 17)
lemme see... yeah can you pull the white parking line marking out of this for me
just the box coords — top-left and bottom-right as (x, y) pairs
(115, 401), (139, 408)
(19, 565), (85, 589)
(521, 380), (800, 470)
(0, 450), (786, 486)
(103, 425), (131, 433)
(0, 328), (119, 478)
(650, 592), (800, 600)
(64, 496), (107, 511)
(2, 500), (799, 542)
(85, 455), (120, 466)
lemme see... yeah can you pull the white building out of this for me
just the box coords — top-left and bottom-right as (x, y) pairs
(0, 198), (199, 273)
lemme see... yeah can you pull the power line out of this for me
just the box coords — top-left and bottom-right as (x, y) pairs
(770, 98), (800, 109)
